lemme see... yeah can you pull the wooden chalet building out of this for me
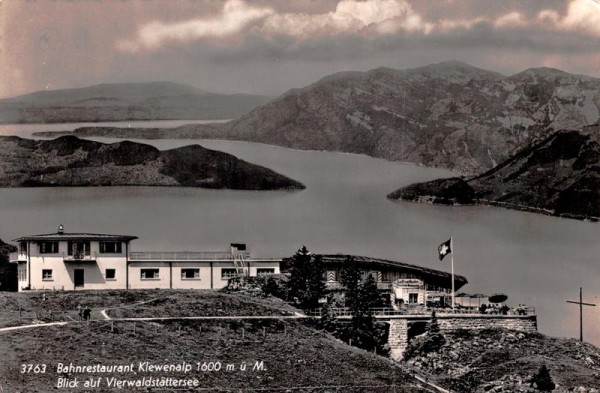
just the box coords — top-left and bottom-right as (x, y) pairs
(318, 254), (468, 307)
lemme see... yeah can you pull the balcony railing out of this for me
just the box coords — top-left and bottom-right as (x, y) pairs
(63, 252), (96, 261)
(326, 281), (394, 290)
(130, 251), (235, 261)
(9, 252), (27, 262)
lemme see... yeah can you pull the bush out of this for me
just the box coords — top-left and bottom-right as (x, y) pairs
(262, 276), (283, 298)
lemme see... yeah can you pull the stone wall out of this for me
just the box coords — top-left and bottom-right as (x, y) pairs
(387, 314), (537, 361)
(437, 315), (537, 333)
(388, 319), (409, 361)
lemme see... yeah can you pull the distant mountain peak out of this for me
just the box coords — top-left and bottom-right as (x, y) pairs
(511, 67), (596, 82)
(0, 81), (274, 123)
(409, 60), (505, 80)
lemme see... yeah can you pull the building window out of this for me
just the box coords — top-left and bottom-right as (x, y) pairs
(68, 241), (91, 258)
(99, 242), (122, 254)
(39, 241), (59, 254)
(221, 268), (237, 279)
(181, 268), (200, 279)
(42, 269), (53, 281)
(409, 293), (419, 304)
(257, 268), (275, 277)
(105, 269), (116, 280)
(19, 242), (27, 252)
(141, 269), (159, 280)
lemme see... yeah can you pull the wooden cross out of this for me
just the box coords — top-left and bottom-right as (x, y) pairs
(566, 287), (596, 342)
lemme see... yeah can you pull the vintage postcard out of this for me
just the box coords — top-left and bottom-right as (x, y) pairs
(1, 1), (600, 392)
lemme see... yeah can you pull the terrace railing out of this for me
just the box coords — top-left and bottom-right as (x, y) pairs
(326, 281), (393, 290)
(129, 251), (234, 261)
(306, 305), (536, 318)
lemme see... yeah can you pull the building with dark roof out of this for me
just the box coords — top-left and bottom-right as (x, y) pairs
(317, 254), (468, 307)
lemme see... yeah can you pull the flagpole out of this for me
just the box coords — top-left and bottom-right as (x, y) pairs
(451, 236), (455, 312)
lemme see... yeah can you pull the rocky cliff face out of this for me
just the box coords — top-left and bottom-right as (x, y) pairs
(388, 127), (600, 220)
(208, 61), (600, 174)
(404, 328), (600, 392)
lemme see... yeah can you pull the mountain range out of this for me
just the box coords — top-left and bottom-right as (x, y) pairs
(214, 61), (600, 174)
(0, 82), (273, 123)
(53, 61), (600, 175)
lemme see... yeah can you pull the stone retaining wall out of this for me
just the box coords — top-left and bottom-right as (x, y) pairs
(387, 314), (537, 361)
(388, 319), (409, 361)
(437, 315), (537, 333)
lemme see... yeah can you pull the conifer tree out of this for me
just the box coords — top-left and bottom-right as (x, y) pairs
(422, 310), (446, 352)
(286, 246), (326, 309)
(532, 365), (555, 391)
(340, 256), (361, 312)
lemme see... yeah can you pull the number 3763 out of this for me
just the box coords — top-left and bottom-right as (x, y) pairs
(20, 364), (47, 374)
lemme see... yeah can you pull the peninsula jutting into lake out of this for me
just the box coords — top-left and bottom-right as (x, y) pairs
(0, 135), (304, 190)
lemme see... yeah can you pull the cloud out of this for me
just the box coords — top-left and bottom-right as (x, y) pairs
(116, 0), (274, 52)
(494, 12), (526, 28)
(117, 0), (430, 52)
(262, 0), (431, 38)
(539, 0), (600, 36)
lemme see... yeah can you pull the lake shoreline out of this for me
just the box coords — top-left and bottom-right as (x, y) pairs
(391, 194), (600, 223)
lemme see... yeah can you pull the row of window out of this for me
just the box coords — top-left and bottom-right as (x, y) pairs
(37, 241), (123, 255)
(39, 268), (276, 281)
(142, 268), (275, 280)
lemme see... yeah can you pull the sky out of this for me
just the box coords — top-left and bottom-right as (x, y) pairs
(1, 0), (600, 99)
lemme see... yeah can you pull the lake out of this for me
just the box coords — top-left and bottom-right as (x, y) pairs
(0, 119), (229, 139)
(1, 121), (599, 345)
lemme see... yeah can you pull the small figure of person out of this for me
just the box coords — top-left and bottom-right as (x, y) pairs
(83, 306), (91, 321)
(479, 303), (487, 314)
(77, 305), (83, 320)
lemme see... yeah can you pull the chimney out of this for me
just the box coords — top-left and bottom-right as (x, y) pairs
(58, 224), (64, 234)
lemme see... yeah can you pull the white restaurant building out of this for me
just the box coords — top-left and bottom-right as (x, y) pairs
(10, 226), (280, 292)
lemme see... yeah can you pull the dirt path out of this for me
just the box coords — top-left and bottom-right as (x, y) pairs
(0, 321), (67, 332)
(0, 314), (308, 334)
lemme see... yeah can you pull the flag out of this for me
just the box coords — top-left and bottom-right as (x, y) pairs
(438, 238), (451, 260)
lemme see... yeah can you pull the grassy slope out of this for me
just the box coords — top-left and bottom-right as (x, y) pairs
(0, 290), (430, 393)
(0, 290), (298, 328)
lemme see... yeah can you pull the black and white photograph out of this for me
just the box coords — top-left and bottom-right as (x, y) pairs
(1, 0), (600, 391)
